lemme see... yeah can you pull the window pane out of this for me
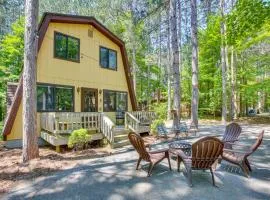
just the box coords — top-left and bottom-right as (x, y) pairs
(103, 91), (116, 112)
(55, 33), (67, 59)
(37, 86), (55, 111)
(55, 87), (74, 111)
(100, 47), (108, 68)
(109, 50), (117, 69)
(116, 92), (127, 111)
(67, 37), (79, 61)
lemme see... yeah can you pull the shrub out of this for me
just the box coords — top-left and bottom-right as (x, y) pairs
(68, 129), (92, 150)
(149, 102), (167, 135)
(150, 102), (167, 121)
(150, 119), (165, 135)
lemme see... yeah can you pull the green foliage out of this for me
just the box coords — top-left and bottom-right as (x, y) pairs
(227, 0), (270, 48)
(198, 14), (222, 116)
(197, 0), (270, 117)
(68, 129), (92, 150)
(150, 119), (164, 135)
(0, 17), (24, 80)
(150, 102), (167, 121)
(0, 17), (24, 121)
(149, 102), (167, 134)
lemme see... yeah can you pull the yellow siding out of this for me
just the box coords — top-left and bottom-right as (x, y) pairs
(7, 23), (132, 140)
(6, 104), (41, 140)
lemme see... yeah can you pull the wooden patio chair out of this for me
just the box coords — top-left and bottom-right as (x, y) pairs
(221, 130), (264, 177)
(157, 124), (169, 138)
(222, 122), (242, 148)
(128, 132), (172, 177)
(175, 137), (224, 187)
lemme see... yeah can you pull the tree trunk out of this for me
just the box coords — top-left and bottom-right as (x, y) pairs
(220, 0), (227, 124)
(22, 0), (39, 162)
(235, 52), (240, 117)
(157, 11), (162, 104)
(131, 0), (137, 98)
(231, 46), (237, 120)
(190, 0), (199, 128)
(167, 6), (172, 120)
(170, 0), (181, 120)
(177, 0), (182, 118)
(206, 0), (212, 16)
(132, 45), (137, 97)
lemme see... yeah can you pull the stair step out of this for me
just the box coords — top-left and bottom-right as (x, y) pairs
(114, 134), (128, 142)
(113, 139), (130, 148)
(113, 129), (130, 136)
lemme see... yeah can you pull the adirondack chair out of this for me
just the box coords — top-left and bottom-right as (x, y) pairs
(222, 122), (242, 149)
(157, 123), (188, 139)
(174, 137), (224, 186)
(222, 130), (264, 177)
(223, 122), (242, 142)
(156, 124), (169, 138)
(128, 132), (171, 176)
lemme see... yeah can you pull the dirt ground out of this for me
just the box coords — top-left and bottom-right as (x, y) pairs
(0, 146), (112, 195)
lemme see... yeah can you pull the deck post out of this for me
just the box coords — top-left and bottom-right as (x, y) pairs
(56, 146), (61, 153)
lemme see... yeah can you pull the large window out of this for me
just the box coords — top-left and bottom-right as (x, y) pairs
(54, 32), (80, 62)
(103, 90), (127, 112)
(37, 84), (74, 112)
(100, 46), (117, 70)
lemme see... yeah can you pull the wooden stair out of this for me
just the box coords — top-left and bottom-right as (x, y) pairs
(112, 127), (130, 148)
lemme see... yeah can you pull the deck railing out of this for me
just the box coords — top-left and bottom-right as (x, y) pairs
(100, 114), (115, 143)
(41, 111), (155, 142)
(40, 112), (115, 143)
(125, 112), (140, 132)
(125, 111), (156, 134)
(41, 112), (102, 134)
(128, 111), (156, 123)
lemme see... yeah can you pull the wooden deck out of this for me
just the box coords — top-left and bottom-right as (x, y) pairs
(40, 111), (156, 150)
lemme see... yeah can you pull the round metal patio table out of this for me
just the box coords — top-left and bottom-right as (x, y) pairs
(169, 140), (192, 156)
(169, 140), (192, 173)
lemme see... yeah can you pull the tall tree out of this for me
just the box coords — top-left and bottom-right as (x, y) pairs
(157, 10), (162, 104)
(190, 0), (199, 127)
(22, 0), (39, 162)
(230, 46), (237, 119)
(177, 0), (182, 114)
(166, 5), (172, 120)
(130, 0), (138, 98)
(220, 0), (227, 124)
(170, 0), (181, 119)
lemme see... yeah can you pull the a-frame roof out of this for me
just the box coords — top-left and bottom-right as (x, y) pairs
(2, 12), (136, 137)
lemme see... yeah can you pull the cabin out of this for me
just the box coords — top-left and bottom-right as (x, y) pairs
(2, 13), (155, 150)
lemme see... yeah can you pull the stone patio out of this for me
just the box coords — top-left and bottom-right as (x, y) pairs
(3, 124), (270, 200)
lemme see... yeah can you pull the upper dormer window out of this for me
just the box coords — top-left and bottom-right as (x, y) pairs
(100, 46), (117, 70)
(54, 32), (80, 62)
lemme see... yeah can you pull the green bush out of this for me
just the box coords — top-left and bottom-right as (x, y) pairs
(150, 102), (167, 121)
(150, 119), (164, 135)
(68, 129), (92, 150)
